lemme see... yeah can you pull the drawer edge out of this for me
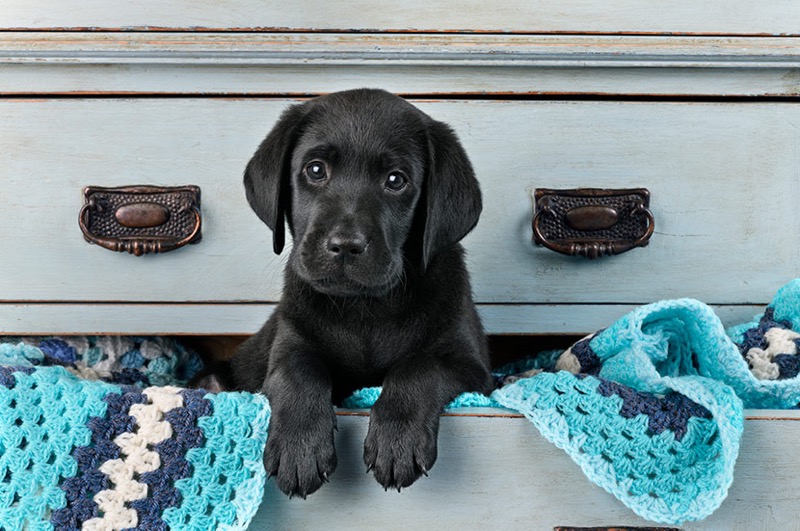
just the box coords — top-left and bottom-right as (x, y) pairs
(0, 303), (765, 335)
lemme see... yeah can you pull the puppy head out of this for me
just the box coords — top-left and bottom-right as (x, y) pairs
(244, 89), (481, 297)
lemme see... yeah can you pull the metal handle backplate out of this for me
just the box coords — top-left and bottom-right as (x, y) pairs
(79, 185), (202, 256)
(532, 188), (654, 259)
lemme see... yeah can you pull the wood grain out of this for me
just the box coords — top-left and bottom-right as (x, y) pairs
(1, 33), (798, 96)
(1, 99), (797, 312)
(248, 410), (800, 530)
(0, 303), (767, 335)
(3, 0), (799, 35)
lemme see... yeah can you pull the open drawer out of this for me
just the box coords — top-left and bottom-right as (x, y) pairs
(248, 408), (800, 529)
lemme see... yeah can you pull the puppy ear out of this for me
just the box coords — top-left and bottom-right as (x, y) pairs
(243, 104), (307, 255)
(420, 119), (482, 269)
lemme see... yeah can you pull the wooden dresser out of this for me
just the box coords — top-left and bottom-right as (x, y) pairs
(2, 2), (799, 529)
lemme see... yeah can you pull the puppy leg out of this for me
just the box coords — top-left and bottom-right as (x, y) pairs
(188, 360), (234, 393)
(263, 328), (337, 498)
(363, 346), (491, 491)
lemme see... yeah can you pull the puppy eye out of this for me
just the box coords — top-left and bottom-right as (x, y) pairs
(305, 161), (328, 182)
(385, 172), (408, 192)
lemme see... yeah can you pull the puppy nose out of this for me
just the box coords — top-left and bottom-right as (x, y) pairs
(327, 234), (368, 257)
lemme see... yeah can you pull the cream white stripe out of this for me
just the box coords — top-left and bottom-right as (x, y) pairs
(83, 386), (184, 531)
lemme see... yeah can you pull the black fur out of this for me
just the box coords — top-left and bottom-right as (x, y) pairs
(199, 89), (492, 498)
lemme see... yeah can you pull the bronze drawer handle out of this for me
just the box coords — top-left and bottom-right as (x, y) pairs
(532, 188), (654, 259)
(79, 185), (202, 256)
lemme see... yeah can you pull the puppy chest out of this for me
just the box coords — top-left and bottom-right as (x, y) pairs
(3, 4), (800, 530)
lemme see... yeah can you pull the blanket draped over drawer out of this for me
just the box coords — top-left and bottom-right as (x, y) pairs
(349, 279), (800, 525)
(4, 280), (800, 528)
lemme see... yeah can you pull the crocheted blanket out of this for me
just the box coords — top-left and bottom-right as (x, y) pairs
(6, 279), (800, 527)
(0, 337), (270, 531)
(495, 279), (800, 524)
(348, 279), (800, 525)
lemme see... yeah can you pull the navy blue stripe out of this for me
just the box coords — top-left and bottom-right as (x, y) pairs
(51, 386), (147, 530)
(571, 334), (602, 375)
(125, 389), (212, 531)
(597, 378), (712, 441)
(0, 366), (35, 389)
(775, 354), (800, 380)
(738, 307), (793, 357)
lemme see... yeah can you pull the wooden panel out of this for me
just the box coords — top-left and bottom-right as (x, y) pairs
(248, 409), (800, 530)
(1, 34), (798, 96)
(0, 303), (767, 335)
(1, 99), (798, 307)
(2, 0), (798, 35)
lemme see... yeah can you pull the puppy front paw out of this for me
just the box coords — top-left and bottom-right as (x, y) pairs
(265, 416), (337, 498)
(363, 418), (437, 491)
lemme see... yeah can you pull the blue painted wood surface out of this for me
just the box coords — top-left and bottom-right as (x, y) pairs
(248, 409), (800, 530)
(1, 99), (797, 311)
(3, 0), (799, 35)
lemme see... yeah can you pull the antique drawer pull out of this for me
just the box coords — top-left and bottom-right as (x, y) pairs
(532, 188), (654, 259)
(79, 185), (202, 256)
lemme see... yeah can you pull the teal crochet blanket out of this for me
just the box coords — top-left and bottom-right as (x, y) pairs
(0, 338), (270, 530)
(349, 279), (800, 524)
(5, 280), (800, 527)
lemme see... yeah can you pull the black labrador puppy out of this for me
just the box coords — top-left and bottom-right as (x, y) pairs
(206, 89), (492, 498)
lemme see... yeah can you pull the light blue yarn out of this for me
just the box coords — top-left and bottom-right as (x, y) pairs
(0, 366), (118, 530)
(342, 387), (500, 409)
(0, 342), (44, 367)
(491, 281), (800, 524)
(494, 372), (735, 525)
(164, 392), (270, 531)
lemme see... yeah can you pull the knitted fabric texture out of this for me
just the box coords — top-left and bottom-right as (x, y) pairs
(0, 362), (269, 530)
(345, 279), (800, 525)
(0, 336), (204, 388)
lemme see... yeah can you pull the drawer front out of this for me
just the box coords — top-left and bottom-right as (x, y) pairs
(2, 98), (798, 310)
(4, 0), (798, 35)
(247, 410), (800, 530)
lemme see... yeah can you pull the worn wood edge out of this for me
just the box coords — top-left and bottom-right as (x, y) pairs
(2, 0), (799, 37)
(1, 33), (798, 68)
(337, 408), (525, 418)
(0, 303), (767, 335)
(2, 28), (799, 37)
